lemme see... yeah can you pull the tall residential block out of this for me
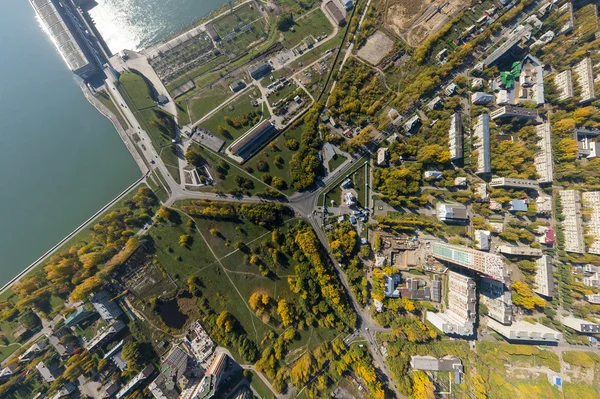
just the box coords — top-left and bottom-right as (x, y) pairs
(559, 190), (585, 254)
(480, 277), (513, 325)
(426, 271), (476, 336)
(449, 112), (463, 161)
(582, 192), (600, 255)
(554, 70), (574, 101)
(535, 123), (554, 183)
(432, 241), (509, 281)
(573, 58), (596, 104)
(473, 113), (491, 175)
(534, 255), (554, 297)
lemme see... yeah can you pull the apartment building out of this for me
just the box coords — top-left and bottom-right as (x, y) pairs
(473, 113), (491, 175)
(582, 192), (600, 255)
(573, 58), (596, 104)
(559, 190), (586, 253)
(535, 123), (554, 183)
(432, 241), (509, 281)
(449, 112), (463, 161)
(489, 177), (538, 189)
(554, 70), (574, 101)
(490, 105), (539, 121)
(426, 271), (476, 336)
(534, 255), (554, 298)
(480, 277), (513, 325)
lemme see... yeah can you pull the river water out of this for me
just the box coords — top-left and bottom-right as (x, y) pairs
(0, 0), (227, 286)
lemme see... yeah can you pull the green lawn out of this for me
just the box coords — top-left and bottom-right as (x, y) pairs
(119, 71), (181, 184)
(198, 90), (270, 146)
(147, 210), (218, 283)
(249, 371), (276, 399)
(147, 171), (170, 203)
(281, 9), (333, 49)
(243, 122), (304, 194)
(327, 153), (347, 172)
(180, 83), (234, 124)
(189, 145), (271, 195)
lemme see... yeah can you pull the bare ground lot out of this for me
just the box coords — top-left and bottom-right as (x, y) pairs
(385, 0), (466, 47)
(356, 30), (395, 65)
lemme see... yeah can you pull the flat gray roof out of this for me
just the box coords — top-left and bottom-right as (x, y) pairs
(30, 0), (90, 72)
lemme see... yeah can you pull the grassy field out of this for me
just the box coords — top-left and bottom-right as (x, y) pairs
(198, 90), (269, 146)
(189, 145), (271, 195)
(562, 351), (600, 368)
(321, 159), (369, 207)
(119, 71), (182, 183)
(328, 153), (347, 171)
(281, 9), (333, 49)
(181, 83), (235, 124)
(243, 122), (304, 194)
(249, 371), (276, 399)
(147, 210), (218, 283)
(147, 170), (170, 203)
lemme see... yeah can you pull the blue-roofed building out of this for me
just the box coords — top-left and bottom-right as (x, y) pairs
(510, 199), (528, 212)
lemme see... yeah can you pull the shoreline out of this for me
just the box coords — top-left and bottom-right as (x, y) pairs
(0, 85), (150, 297)
(0, 173), (148, 296)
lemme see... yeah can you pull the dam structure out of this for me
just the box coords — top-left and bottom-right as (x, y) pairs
(29, 0), (100, 79)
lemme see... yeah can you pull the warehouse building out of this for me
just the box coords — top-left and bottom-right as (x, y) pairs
(230, 120), (278, 161)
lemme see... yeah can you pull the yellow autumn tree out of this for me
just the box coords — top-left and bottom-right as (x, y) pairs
(411, 370), (435, 399)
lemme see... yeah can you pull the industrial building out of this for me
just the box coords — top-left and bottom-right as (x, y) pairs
(490, 105), (539, 121)
(559, 190), (585, 254)
(248, 62), (272, 80)
(554, 70), (574, 101)
(535, 123), (554, 183)
(582, 192), (600, 255)
(487, 319), (562, 342)
(29, 0), (97, 79)
(436, 203), (468, 224)
(471, 92), (494, 105)
(426, 271), (476, 336)
(473, 113), (491, 175)
(448, 112), (463, 161)
(410, 356), (463, 383)
(325, 1), (346, 26)
(534, 255), (554, 298)
(90, 290), (123, 321)
(573, 58), (596, 104)
(230, 120), (278, 161)
(432, 241), (509, 281)
(480, 277), (513, 325)
(489, 177), (538, 189)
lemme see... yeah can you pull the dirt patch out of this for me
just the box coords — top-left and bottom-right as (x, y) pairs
(386, 0), (433, 35)
(356, 31), (395, 65)
(385, 0), (467, 47)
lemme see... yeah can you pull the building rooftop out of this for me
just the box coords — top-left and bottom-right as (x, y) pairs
(487, 318), (562, 342)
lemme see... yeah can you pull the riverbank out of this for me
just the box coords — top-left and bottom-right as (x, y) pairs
(0, 174), (148, 296)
